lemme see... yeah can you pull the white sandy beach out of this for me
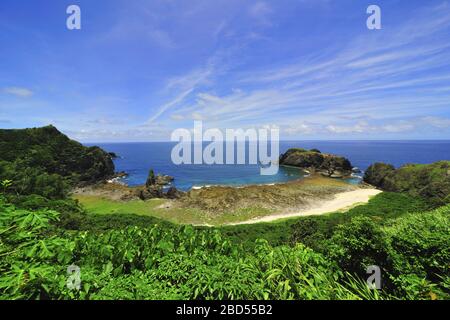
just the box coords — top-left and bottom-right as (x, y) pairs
(227, 188), (382, 225)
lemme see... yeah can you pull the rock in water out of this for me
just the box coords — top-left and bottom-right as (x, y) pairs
(352, 167), (362, 173)
(156, 174), (174, 186)
(140, 169), (178, 200)
(145, 169), (157, 187)
(108, 152), (119, 159)
(146, 169), (174, 187)
(279, 148), (353, 178)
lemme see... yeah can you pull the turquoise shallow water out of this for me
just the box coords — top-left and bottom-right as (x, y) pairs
(87, 140), (450, 191)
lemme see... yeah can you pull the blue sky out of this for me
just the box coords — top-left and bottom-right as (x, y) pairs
(1, 0), (450, 141)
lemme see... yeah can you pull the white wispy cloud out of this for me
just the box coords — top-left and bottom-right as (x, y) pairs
(147, 66), (214, 124)
(423, 116), (450, 129)
(154, 3), (450, 138)
(2, 87), (33, 97)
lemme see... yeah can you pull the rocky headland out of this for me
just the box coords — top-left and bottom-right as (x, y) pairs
(0, 125), (116, 188)
(364, 161), (450, 206)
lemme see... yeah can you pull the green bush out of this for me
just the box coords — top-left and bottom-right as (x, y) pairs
(326, 217), (388, 277)
(0, 161), (68, 199)
(288, 192), (429, 252)
(383, 205), (450, 298)
(8, 194), (86, 230)
(323, 205), (450, 299)
(363, 162), (396, 187)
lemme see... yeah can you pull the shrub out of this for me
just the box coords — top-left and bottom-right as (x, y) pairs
(326, 216), (389, 277)
(383, 206), (450, 282)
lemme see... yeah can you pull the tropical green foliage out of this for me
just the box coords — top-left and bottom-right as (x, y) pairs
(364, 161), (450, 206)
(384, 207), (450, 299)
(0, 197), (374, 300)
(326, 206), (450, 299)
(1, 195), (448, 300)
(221, 192), (429, 250)
(0, 125), (114, 199)
(8, 194), (87, 230)
(0, 197), (73, 299)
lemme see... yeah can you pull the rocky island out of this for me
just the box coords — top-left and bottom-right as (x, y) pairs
(135, 169), (183, 200)
(279, 148), (354, 178)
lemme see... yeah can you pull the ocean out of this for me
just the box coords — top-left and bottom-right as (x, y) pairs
(87, 141), (450, 191)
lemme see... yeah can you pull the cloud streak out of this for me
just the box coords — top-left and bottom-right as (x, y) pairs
(157, 3), (450, 138)
(2, 87), (33, 98)
(2, 0), (450, 141)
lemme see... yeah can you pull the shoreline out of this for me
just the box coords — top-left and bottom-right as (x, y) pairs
(105, 169), (362, 192)
(107, 167), (308, 191)
(224, 188), (382, 225)
(74, 174), (376, 225)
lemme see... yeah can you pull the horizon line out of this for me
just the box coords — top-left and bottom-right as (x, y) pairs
(81, 139), (450, 144)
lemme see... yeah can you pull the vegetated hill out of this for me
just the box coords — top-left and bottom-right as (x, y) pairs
(0, 125), (114, 198)
(279, 148), (353, 178)
(364, 161), (450, 206)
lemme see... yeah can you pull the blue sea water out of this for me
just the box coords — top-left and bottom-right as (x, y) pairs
(88, 141), (450, 191)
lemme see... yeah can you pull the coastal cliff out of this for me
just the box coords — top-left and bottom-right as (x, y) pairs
(0, 125), (115, 198)
(0, 125), (115, 183)
(364, 161), (450, 206)
(279, 148), (353, 178)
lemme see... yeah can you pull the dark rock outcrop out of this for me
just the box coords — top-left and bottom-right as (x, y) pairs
(166, 186), (184, 199)
(146, 169), (157, 187)
(138, 169), (180, 200)
(115, 171), (128, 178)
(279, 148), (353, 178)
(146, 169), (174, 188)
(135, 185), (184, 200)
(136, 185), (164, 200)
(108, 152), (119, 159)
(156, 174), (174, 186)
